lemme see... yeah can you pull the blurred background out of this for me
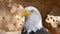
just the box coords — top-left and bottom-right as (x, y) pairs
(0, 0), (60, 34)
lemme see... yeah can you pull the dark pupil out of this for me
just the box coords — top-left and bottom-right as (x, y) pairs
(31, 10), (33, 12)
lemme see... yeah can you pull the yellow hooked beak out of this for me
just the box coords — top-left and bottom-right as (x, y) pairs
(22, 10), (31, 17)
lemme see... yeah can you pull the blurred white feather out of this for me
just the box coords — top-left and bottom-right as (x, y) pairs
(23, 6), (43, 34)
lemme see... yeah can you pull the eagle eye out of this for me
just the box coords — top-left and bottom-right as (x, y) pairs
(31, 10), (34, 12)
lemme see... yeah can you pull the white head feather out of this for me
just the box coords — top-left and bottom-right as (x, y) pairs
(24, 6), (43, 34)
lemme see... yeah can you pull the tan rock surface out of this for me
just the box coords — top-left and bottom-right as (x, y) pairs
(0, 1), (25, 34)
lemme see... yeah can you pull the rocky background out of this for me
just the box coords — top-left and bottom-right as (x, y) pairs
(0, 0), (60, 34)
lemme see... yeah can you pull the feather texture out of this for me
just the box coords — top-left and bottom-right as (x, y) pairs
(22, 6), (49, 34)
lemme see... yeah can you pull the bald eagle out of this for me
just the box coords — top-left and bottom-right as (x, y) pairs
(21, 6), (49, 34)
